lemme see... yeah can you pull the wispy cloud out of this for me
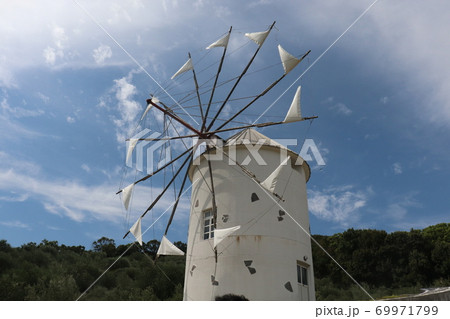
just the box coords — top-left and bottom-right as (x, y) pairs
(392, 162), (402, 175)
(385, 192), (421, 221)
(0, 152), (41, 174)
(0, 193), (29, 202)
(308, 185), (371, 227)
(0, 152), (190, 225)
(322, 97), (352, 116)
(0, 115), (49, 140)
(0, 96), (50, 141)
(1, 97), (44, 118)
(0, 220), (31, 229)
(331, 102), (352, 116)
(37, 92), (50, 104)
(0, 167), (124, 223)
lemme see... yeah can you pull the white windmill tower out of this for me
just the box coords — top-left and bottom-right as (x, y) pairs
(184, 126), (315, 300)
(118, 22), (317, 301)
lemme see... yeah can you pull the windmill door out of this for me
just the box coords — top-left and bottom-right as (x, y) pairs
(297, 261), (310, 300)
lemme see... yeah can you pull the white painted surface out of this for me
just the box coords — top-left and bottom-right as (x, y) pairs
(183, 129), (315, 301)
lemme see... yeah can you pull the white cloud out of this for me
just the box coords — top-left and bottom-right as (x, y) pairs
(43, 46), (57, 65)
(248, 0), (272, 8)
(0, 220), (31, 229)
(93, 44), (112, 64)
(385, 192), (421, 221)
(222, 103), (232, 117)
(46, 225), (63, 231)
(322, 96), (334, 104)
(0, 0), (448, 126)
(392, 162), (402, 175)
(81, 164), (91, 173)
(52, 25), (67, 50)
(0, 113), (48, 140)
(42, 25), (68, 66)
(110, 73), (143, 143)
(215, 6), (231, 18)
(0, 95), (55, 141)
(308, 185), (370, 227)
(1, 97), (44, 118)
(37, 92), (50, 104)
(322, 97), (352, 116)
(0, 151), (41, 175)
(0, 152), (190, 224)
(66, 116), (76, 123)
(364, 133), (378, 140)
(331, 102), (352, 116)
(0, 1), (205, 80)
(296, 1), (450, 124)
(0, 193), (29, 202)
(0, 56), (16, 88)
(0, 166), (121, 223)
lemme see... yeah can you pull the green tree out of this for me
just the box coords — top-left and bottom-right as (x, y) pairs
(174, 241), (187, 253)
(143, 239), (160, 257)
(0, 239), (12, 252)
(92, 237), (116, 257)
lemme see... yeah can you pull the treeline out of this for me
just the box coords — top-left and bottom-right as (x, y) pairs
(0, 223), (448, 300)
(312, 223), (450, 300)
(0, 237), (186, 300)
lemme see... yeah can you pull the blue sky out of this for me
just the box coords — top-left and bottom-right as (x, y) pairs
(0, 0), (449, 249)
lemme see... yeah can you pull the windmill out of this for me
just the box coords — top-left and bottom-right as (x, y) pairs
(117, 22), (318, 300)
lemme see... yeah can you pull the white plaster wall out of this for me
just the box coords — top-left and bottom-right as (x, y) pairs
(183, 145), (315, 301)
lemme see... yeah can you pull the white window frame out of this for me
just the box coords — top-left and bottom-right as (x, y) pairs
(297, 261), (309, 286)
(202, 209), (215, 240)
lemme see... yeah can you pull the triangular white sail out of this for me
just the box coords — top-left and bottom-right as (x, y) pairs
(245, 30), (270, 46)
(121, 183), (134, 210)
(126, 138), (138, 163)
(283, 86), (302, 123)
(171, 58), (193, 79)
(157, 235), (185, 257)
(260, 156), (291, 192)
(278, 45), (300, 74)
(206, 33), (230, 49)
(214, 225), (241, 248)
(140, 97), (159, 121)
(140, 104), (153, 121)
(129, 217), (142, 246)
